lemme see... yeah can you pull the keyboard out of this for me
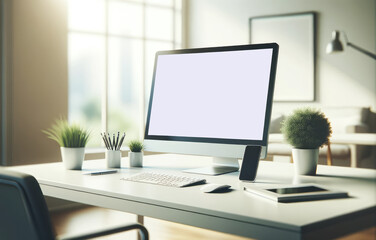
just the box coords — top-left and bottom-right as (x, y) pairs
(122, 172), (206, 187)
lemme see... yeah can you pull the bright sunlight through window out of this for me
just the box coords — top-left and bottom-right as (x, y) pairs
(68, 0), (182, 147)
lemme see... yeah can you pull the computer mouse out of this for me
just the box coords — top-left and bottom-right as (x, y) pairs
(200, 184), (231, 193)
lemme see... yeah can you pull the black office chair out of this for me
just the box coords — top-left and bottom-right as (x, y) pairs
(0, 168), (149, 240)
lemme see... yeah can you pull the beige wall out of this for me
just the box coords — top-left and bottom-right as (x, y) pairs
(6, 0), (68, 165)
(186, 0), (376, 113)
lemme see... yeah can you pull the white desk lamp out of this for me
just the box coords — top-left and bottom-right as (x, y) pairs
(326, 30), (376, 60)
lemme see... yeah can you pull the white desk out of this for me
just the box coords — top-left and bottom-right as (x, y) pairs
(9, 154), (376, 240)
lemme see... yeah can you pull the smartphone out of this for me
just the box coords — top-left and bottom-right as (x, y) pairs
(239, 145), (262, 182)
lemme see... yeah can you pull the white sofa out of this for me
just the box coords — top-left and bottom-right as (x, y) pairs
(267, 107), (373, 167)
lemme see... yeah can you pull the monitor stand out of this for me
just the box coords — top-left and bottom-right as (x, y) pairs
(183, 157), (239, 176)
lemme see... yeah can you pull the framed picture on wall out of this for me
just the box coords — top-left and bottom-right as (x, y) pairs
(249, 12), (316, 101)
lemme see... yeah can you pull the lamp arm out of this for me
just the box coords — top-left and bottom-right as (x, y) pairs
(340, 31), (376, 60)
(346, 42), (376, 60)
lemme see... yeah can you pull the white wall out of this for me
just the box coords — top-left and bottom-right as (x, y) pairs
(186, 0), (376, 114)
(2, 0), (374, 166)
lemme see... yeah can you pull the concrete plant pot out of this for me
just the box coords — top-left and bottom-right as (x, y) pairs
(129, 152), (143, 167)
(292, 148), (319, 176)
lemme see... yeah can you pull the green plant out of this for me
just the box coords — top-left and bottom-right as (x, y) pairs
(128, 139), (144, 152)
(281, 108), (332, 149)
(43, 119), (90, 148)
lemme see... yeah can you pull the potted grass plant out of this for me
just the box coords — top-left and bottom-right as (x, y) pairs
(281, 108), (332, 175)
(43, 119), (90, 170)
(128, 140), (144, 167)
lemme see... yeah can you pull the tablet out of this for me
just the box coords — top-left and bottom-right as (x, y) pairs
(244, 184), (348, 202)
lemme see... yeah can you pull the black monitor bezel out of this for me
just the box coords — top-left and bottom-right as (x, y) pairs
(144, 43), (279, 146)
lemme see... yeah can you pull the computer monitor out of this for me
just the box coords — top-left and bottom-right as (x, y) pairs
(144, 43), (279, 175)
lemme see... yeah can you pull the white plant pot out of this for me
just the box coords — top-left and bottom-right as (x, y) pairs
(129, 152), (143, 167)
(292, 148), (319, 176)
(60, 147), (85, 170)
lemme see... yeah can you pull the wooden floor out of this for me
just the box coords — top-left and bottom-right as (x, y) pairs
(50, 206), (375, 240)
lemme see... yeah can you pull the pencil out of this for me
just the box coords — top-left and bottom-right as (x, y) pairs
(107, 133), (112, 150)
(112, 134), (115, 150)
(104, 132), (111, 150)
(117, 132), (126, 151)
(115, 132), (120, 151)
(101, 133), (109, 150)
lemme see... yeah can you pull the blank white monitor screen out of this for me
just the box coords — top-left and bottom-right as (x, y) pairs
(146, 44), (278, 147)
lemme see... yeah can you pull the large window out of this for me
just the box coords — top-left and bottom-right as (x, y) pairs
(68, 0), (182, 146)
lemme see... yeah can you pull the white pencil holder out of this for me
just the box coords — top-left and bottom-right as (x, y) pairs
(106, 150), (121, 168)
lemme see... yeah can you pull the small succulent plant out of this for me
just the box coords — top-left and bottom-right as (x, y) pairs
(128, 139), (144, 152)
